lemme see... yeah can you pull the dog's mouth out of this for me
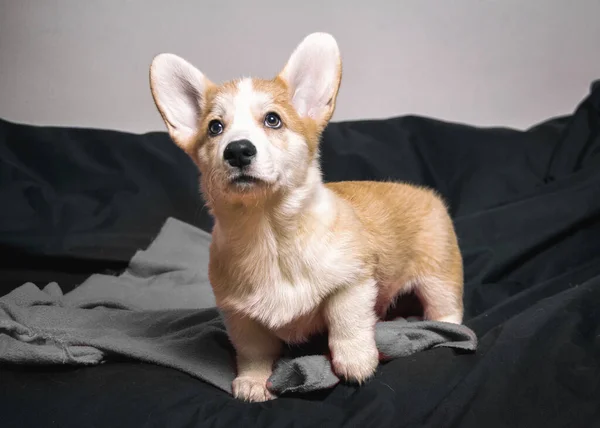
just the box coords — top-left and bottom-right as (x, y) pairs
(229, 174), (266, 190)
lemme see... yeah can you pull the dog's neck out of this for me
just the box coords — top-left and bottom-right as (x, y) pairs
(209, 164), (332, 246)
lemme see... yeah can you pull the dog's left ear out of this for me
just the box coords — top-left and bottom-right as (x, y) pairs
(149, 53), (213, 152)
(278, 33), (342, 127)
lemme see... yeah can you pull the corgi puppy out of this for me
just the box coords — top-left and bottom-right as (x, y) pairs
(149, 32), (464, 402)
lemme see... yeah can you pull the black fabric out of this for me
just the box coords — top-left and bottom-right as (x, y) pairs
(1, 81), (600, 428)
(0, 122), (213, 296)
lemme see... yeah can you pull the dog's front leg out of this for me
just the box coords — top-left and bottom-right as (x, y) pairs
(223, 311), (282, 402)
(325, 279), (379, 384)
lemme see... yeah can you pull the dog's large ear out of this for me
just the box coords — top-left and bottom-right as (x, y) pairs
(278, 33), (342, 127)
(149, 53), (212, 151)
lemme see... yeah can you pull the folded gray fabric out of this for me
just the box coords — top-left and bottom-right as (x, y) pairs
(0, 217), (477, 396)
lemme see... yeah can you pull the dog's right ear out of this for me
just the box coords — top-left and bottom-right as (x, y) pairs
(149, 54), (212, 151)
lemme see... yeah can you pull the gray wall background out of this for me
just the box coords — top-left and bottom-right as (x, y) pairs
(1, 0), (599, 133)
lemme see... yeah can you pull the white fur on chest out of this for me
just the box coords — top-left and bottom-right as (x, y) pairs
(212, 191), (365, 331)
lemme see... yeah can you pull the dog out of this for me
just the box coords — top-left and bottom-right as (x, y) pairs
(149, 32), (464, 403)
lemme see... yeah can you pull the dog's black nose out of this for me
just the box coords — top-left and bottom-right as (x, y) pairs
(223, 139), (257, 168)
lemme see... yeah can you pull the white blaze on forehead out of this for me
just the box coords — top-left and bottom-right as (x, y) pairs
(230, 79), (272, 135)
(213, 78), (273, 140)
(212, 79), (273, 157)
(236, 78), (272, 110)
(214, 79), (278, 181)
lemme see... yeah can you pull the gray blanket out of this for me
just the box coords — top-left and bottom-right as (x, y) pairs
(0, 218), (477, 395)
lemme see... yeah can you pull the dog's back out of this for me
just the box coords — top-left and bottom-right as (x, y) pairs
(326, 180), (463, 320)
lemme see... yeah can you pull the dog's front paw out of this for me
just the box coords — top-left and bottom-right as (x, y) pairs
(232, 377), (275, 402)
(330, 340), (379, 384)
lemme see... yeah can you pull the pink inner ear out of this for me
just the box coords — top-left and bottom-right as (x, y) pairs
(150, 53), (207, 143)
(290, 84), (331, 121)
(280, 36), (340, 121)
(291, 92), (309, 117)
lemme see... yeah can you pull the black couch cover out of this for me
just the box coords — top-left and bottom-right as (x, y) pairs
(1, 82), (599, 427)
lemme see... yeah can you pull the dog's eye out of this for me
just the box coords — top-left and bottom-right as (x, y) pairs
(208, 120), (224, 136)
(264, 112), (282, 129)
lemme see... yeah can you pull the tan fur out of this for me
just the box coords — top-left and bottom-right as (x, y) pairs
(149, 33), (464, 403)
(326, 181), (464, 319)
